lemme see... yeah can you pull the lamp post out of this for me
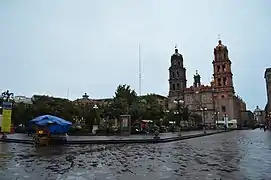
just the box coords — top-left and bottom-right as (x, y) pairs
(214, 111), (219, 130)
(223, 114), (228, 130)
(93, 104), (99, 125)
(164, 109), (169, 126)
(195, 90), (203, 130)
(173, 99), (184, 131)
(200, 107), (207, 134)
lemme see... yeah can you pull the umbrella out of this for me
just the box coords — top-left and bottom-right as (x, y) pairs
(29, 115), (72, 134)
(30, 115), (72, 126)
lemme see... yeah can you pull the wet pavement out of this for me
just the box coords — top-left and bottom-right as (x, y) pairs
(1, 129), (271, 180)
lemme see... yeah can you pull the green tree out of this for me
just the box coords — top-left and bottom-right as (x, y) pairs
(31, 95), (75, 122)
(73, 101), (96, 132)
(139, 94), (164, 122)
(11, 95), (76, 126)
(112, 84), (137, 118)
(12, 103), (33, 126)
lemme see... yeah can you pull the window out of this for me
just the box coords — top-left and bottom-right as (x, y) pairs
(222, 106), (226, 112)
(218, 78), (222, 86)
(221, 95), (225, 99)
(172, 72), (175, 78)
(176, 71), (179, 77)
(222, 65), (226, 72)
(217, 66), (221, 72)
(177, 83), (180, 89)
(178, 61), (181, 66)
(223, 77), (227, 86)
(173, 84), (176, 90)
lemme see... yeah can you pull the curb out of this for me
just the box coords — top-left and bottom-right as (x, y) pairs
(0, 130), (232, 145)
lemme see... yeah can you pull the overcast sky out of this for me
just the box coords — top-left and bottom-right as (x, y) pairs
(0, 0), (270, 110)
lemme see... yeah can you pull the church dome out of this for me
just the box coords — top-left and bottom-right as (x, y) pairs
(254, 105), (262, 113)
(172, 46), (182, 57)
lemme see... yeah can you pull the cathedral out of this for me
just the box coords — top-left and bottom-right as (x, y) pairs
(168, 40), (246, 126)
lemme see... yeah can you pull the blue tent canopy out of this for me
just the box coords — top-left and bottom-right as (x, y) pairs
(29, 115), (72, 134)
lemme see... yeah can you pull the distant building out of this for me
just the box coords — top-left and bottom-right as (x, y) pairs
(253, 105), (265, 124)
(14, 96), (32, 104)
(73, 93), (168, 110)
(265, 68), (271, 113)
(139, 94), (168, 110)
(240, 110), (254, 127)
(73, 93), (93, 105)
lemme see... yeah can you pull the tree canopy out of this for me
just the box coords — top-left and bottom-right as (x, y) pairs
(2, 85), (200, 131)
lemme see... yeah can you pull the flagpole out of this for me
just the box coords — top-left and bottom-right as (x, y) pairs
(139, 44), (142, 96)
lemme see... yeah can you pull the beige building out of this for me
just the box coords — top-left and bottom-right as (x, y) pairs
(168, 40), (247, 125)
(211, 40), (246, 123)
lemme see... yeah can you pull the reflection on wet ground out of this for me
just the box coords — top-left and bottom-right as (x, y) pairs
(1, 129), (271, 180)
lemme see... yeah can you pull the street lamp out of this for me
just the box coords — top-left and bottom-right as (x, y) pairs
(200, 107), (208, 134)
(214, 111), (219, 130)
(223, 114), (228, 130)
(163, 109), (169, 125)
(173, 99), (184, 126)
(93, 104), (99, 125)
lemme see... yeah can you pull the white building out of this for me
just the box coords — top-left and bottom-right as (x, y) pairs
(14, 96), (32, 104)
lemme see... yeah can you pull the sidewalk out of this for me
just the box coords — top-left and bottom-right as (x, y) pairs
(67, 130), (217, 141)
(1, 130), (222, 145)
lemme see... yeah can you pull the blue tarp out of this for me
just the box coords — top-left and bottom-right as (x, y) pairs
(29, 115), (72, 134)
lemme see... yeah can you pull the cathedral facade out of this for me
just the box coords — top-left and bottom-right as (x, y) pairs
(168, 40), (246, 126)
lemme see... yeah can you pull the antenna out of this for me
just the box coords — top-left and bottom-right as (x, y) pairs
(67, 88), (69, 99)
(139, 44), (142, 96)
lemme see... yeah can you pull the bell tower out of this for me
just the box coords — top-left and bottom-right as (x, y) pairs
(168, 46), (187, 109)
(212, 40), (234, 94)
(212, 39), (237, 121)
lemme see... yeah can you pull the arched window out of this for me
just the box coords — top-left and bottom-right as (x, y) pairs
(222, 65), (226, 72)
(172, 84), (176, 90)
(223, 77), (227, 86)
(218, 78), (222, 86)
(217, 66), (221, 72)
